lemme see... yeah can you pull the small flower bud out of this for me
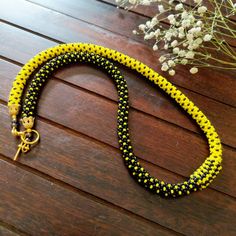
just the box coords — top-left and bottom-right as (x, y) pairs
(190, 67), (198, 74)
(161, 63), (169, 71)
(169, 69), (176, 76)
(153, 44), (158, 51)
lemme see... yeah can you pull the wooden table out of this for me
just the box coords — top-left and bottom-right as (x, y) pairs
(0, 0), (235, 235)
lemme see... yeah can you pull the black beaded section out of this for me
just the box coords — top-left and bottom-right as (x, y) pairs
(22, 51), (200, 197)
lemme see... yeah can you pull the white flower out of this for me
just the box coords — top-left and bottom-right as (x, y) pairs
(181, 11), (188, 19)
(203, 34), (212, 41)
(185, 51), (195, 59)
(116, 0), (234, 77)
(178, 50), (186, 57)
(151, 17), (158, 26)
(187, 45), (194, 50)
(187, 33), (194, 41)
(194, 37), (203, 45)
(188, 27), (201, 35)
(153, 44), (158, 51)
(189, 14), (196, 24)
(171, 40), (178, 47)
(140, 0), (152, 5)
(182, 19), (191, 28)
(179, 26), (184, 32)
(175, 3), (183, 11)
(181, 59), (188, 65)
(178, 27), (184, 33)
(165, 32), (173, 41)
(170, 29), (178, 37)
(192, 43), (199, 50)
(194, 27), (201, 34)
(189, 38), (202, 50)
(190, 67), (198, 74)
(168, 60), (175, 67)
(138, 24), (146, 31)
(167, 14), (175, 21)
(161, 63), (169, 71)
(188, 28), (194, 34)
(164, 44), (169, 49)
(146, 21), (151, 28)
(150, 31), (155, 38)
(144, 31), (155, 40)
(178, 33), (185, 39)
(158, 5), (164, 13)
(198, 6), (207, 14)
(169, 69), (176, 76)
(159, 55), (166, 63)
(154, 29), (160, 37)
(178, 27), (185, 38)
(173, 47), (180, 54)
(170, 19), (176, 25)
(196, 20), (203, 26)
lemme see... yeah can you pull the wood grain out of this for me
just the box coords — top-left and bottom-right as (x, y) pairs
(0, 0), (235, 235)
(0, 155), (175, 236)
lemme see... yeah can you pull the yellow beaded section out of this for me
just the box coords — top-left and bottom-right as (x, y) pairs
(8, 43), (223, 190)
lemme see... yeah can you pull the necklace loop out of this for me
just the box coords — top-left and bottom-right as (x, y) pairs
(7, 43), (223, 197)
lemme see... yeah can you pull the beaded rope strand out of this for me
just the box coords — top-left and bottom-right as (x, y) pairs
(8, 43), (223, 198)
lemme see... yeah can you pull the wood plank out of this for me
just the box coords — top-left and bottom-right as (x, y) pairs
(0, 23), (236, 149)
(0, 59), (235, 198)
(0, 156), (175, 236)
(27, 0), (145, 42)
(0, 1), (235, 235)
(0, 103), (235, 236)
(0, 0), (235, 107)
(27, 0), (236, 47)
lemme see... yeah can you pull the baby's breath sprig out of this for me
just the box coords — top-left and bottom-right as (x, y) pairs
(115, 0), (236, 76)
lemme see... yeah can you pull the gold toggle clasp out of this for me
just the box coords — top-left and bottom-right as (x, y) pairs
(13, 129), (40, 161)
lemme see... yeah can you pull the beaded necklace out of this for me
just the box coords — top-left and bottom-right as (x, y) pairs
(8, 43), (222, 198)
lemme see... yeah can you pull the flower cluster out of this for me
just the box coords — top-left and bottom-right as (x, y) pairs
(115, 0), (236, 76)
(115, 0), (156, 7)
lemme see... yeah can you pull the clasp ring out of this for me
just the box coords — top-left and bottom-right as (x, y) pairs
(13, 129), (40, 161)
